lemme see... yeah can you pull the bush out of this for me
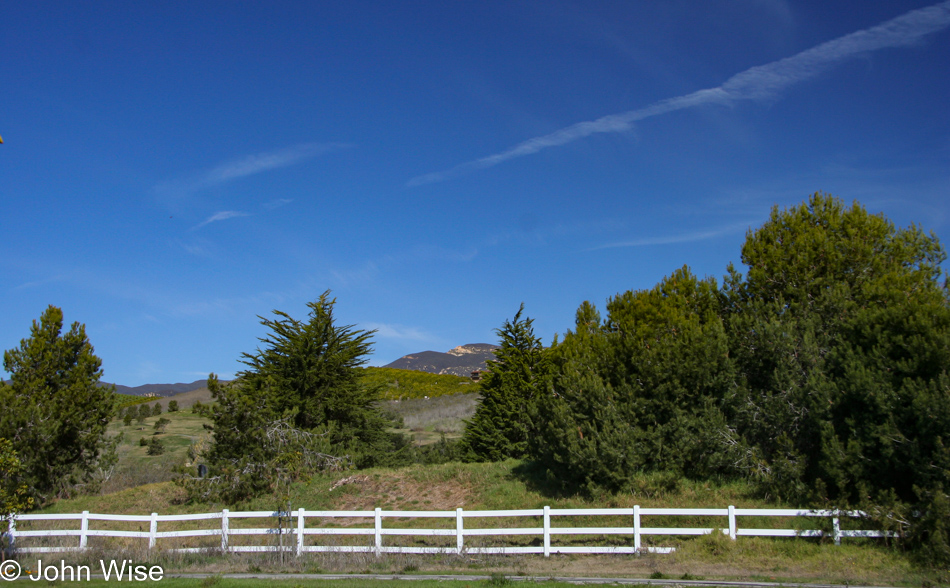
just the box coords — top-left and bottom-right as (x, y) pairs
(146, 437), (165, 456)
(168, 400), (179, 412)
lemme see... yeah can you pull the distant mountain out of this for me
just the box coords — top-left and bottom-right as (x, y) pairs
(109, 379), (209, 397)
(382, 343), (499, 377)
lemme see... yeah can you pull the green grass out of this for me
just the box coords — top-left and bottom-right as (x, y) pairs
(363, 367), (480, 400)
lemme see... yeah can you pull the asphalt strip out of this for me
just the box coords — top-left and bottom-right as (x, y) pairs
(162, 573), (900, 588)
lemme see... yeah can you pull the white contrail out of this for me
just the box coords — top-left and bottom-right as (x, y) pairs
(408, 1), (950, 187)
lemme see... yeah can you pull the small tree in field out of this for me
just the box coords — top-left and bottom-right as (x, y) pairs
(146, 437), (165, 456)
(137, 404), (150, 424)
(167, 400), (179, 412)
(152, 403), (162, 417)
(153, 418), (171, 434)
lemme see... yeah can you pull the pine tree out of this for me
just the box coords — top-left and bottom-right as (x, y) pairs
(0, 306), (116, 503)
(461, 304), (552, 461)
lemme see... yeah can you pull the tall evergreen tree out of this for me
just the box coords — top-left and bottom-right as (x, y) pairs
(461, 304), (552, 461)
(0, 306), (116, 503)
(196, 291), (391, 502)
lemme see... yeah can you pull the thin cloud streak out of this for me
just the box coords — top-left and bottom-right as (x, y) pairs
(363, 322), (435, 343)
(157, 142), (352, 197)
(192, 210), (250, 230)
(408, 1), (950, 187)
(589, 222), (752, 250)
(205, 143), (346, 185)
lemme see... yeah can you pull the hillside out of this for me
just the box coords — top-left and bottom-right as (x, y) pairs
(109, 379), (209, 397)
(382, 343), (498, 376)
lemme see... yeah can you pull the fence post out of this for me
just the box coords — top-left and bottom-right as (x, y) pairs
(297, 508), (305, 557)
(148, 513), (158, 550)
(728, 505), (736, 540)
(633, 505), (641, 552)
(832, 510), (841, 546)
(456, 508), (464, 555)
(79, 510), (89, 549)
(543, 506), (550, 557)
(374, 507), (382, 557)
(79, 511), (89, 549)
(221, 509), (229, 552)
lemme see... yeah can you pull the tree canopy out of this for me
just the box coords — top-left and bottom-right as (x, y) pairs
(195, 291), (392, 503)
(0, 306), (116, 503)
(461, 304), (552, 462)
(521, 193), (949, 562)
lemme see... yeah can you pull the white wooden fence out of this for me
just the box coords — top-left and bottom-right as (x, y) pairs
(5, 506), (895, 557)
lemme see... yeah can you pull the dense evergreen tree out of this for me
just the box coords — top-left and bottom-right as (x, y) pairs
(461, 305), (552, 461)
(196, 291), (391, 502)
(0, 306), (116, 503)
(722, 194), (950, 558)
(532, 268), (735, 493)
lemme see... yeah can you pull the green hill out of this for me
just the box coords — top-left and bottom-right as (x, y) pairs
(363, 367), (480, 400)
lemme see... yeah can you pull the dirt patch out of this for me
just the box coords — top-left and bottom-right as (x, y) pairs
(330, 472), (471, 512)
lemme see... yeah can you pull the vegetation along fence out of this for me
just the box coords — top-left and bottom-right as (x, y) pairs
(5, 506), (895, 556)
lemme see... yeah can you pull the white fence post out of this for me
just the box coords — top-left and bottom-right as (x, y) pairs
(79, 511), (89, 549)
(456, 508), (464, 555)
(148, 513), (158, 550)
(374, 507), (382, 557)
(221, 509), (229, 552)
(633, 505), (641, 552)
(728, 505), (736, 540)
(296, 508), (305, 557)
(543, 506), (550, 557)
(833, 510), (841, 546)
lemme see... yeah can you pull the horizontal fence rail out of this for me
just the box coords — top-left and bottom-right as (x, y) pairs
(4, 506), (896, 557)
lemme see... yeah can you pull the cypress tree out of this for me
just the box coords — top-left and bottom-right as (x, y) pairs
(461, 304), (552, 461)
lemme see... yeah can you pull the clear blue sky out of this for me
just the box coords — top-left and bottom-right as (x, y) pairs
(2, 1), (948, 386)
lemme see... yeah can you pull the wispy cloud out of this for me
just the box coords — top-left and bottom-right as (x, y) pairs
(157, 142), (352, 197)
(408, 1), (950, 187)
(363, 322), (436, 343)
(192, 210), (250, 230)
(589, 222), (752, 250)
(263, 198), (293, 210)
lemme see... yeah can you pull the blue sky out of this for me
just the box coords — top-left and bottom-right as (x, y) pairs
(2, 1), (948, 386)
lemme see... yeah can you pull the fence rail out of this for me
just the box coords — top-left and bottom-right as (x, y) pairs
(4, 506), (896, 557)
